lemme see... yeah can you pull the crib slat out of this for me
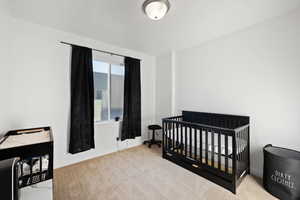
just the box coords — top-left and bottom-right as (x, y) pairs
(199, 128), (202, 163)
(241, 130), (244, 162)
(247, 127), (249, 163)
(166, 122), (169, 152)
(39, 156), (42, 181)
(244, 129), (247, 161)
(168, 122), (171, 151)
(173, 122), (176, 147)
(189, 126), (192, 157)
(240, 131), (243, 162)
(245, 128), (248, 161)
(176, 122), (179, 148)
(211, 129), (215, 168)
(243, 129), (246, 162)
(205, 129), (208, 165)
(180, 124), (183, 155)
(225, 135), (228, 173)
(172, 122), (175, 150)
(162, 122), (165, 152)
(243, 130), (245, 161)
(242, 131), (244, 161)
(237, 131), (239, 162)
(247, 127), (250, 169)
(240, 129), (243, 162)
(166, 122), (168, 152)
(218, 132), (221, 170)
(165, 122), (167, 150)
(185, 126), (187, 157)
(194, 128), (197, 160)
(21, 161), (24, 178)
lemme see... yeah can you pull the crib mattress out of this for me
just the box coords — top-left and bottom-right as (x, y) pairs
(167, 128), (247, 155)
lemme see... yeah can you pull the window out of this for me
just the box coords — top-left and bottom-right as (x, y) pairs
(93, 61), (109, 121)
(93, 54), (124, 122)
(110, 64), (125, 119)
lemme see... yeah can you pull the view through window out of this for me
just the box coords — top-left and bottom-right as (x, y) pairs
(93, 60), (124, 122)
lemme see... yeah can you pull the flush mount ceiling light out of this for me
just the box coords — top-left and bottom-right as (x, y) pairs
(142, 0), (171, 20)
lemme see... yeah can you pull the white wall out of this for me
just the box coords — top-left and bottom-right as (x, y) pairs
(0, 14), (156, 168)
(0, 6), (14, 138)
(174, 9), (300, 177)
(155, 52), (173, 123)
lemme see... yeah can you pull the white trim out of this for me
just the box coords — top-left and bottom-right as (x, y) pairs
(94, 119), (116, 125)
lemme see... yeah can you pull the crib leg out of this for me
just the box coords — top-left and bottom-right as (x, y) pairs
(162, 151), (166, 159)
(144, 129), (162, 148)
(231, 186), (236, 194)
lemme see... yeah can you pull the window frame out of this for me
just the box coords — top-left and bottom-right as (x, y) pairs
(93, 52), (124, 123)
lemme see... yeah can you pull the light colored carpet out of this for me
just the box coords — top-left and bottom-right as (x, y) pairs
(54, 145), (277, 200)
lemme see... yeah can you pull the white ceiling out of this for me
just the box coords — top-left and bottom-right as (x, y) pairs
(7, 0), (300, 55)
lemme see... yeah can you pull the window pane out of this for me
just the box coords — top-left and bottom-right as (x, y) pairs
(93, 61), (109, 121)
(110, 64), (124, 120)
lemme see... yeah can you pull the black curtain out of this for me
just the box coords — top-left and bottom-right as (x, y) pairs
(69, 45), (95, 154)
(121, 57), (141, 141)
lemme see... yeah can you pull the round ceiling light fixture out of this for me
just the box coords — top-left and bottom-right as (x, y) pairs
(142, 0), (171, 21)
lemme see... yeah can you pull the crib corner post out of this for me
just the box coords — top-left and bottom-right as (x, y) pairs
(162, 120), (165, 158)
(232, 130), (237, 190)
(247, 126), (250, 175)
(231, 185), (237, 194)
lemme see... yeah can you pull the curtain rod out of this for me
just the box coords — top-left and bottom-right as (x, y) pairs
(60, 41), (140, 60)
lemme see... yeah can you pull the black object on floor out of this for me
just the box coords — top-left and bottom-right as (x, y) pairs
(263, 144), (300, 200)
(144, 125), (162, 148)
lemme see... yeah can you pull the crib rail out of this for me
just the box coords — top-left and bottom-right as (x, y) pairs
(162, 114), (250, 193)
(164, 117), (235, 134)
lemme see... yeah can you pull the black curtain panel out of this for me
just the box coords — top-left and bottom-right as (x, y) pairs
(69, 45), (95, 154)
(121, 57), (141, 141)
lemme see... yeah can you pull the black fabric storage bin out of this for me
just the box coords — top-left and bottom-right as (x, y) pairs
(263, 144), (300, 200)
